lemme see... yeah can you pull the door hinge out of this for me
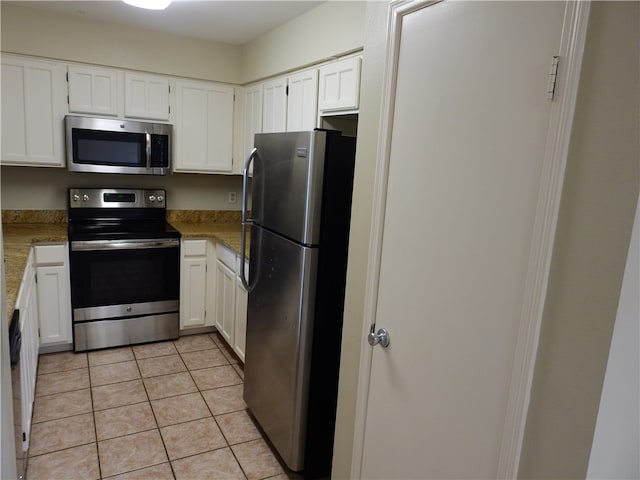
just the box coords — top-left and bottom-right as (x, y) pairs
(22, 432), (26, 442)
(546, 55), (560, 100)
(286, 85), (289, 96)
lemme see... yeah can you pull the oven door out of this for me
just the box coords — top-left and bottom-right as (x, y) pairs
(69, 238), (180, 350)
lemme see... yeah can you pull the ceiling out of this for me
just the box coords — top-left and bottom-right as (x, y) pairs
(7, 0), (326, 46)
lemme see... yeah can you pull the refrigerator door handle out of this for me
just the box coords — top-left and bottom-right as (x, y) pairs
(241, 147), (258, 290)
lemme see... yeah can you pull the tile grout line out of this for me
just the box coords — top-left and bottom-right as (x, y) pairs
(178, 336), (250, 480)
(135, 343), (176, 480)
(87, 353), (104, 480)
(31, 334), (281, 480)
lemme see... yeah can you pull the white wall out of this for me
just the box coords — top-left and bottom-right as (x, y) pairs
(0, 2), (366, 211)
(334, 1), (639, 478)
(0, 3), (242, 83)
(0, 167), (242, 211)
(241, 1), (366, 83)
(587, 195), (640, 479)
(331, 2), (388, 478)
(519, 2), (639, 477)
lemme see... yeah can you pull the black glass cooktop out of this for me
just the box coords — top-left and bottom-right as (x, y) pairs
(68, 219), (181, 241)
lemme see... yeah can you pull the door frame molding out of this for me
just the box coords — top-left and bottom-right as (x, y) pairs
(349, 1), (591, 478)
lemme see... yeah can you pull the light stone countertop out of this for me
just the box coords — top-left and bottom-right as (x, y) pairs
(3, 210), (245, 321)
(3, 222), (68, 319)
(170, 221), (245, 254)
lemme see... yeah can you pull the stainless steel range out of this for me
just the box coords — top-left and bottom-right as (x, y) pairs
(67, 188), (180, 352)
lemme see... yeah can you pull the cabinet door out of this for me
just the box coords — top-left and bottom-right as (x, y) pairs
(180, 239), (208, 329)
(242, 84), (263, 168)
(1, 56), (65, 167)
(67, 65), (119, 116)
(36, 265), (72, 346)
(262, 77), (287, 133)
(318, 56), (361, 112)
(287, 69), (318, 132)
(17, 257), (39, 452)
(124, 72), (170, 121)
(174, 79), (234, 173)
(234, 277), (248, 363)
(180, 257), (207, 329)
(214, 260), (236, 345)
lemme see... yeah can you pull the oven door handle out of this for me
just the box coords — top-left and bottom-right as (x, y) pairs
(71, 239), (179, 251)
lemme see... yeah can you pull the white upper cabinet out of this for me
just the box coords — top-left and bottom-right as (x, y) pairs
(68, 67), (170, 121)
(262, 77), (287, 133)
(173, 79), (235, 173)
(318, 55), (361, 112)
(241, 83), (263, 168)
(286, 68), (318, 132)
(67, 65), (119, 116)
(124, 72), (170, 121)
(1, 55), (66, 167)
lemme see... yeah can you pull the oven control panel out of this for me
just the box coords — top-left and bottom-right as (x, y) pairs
(69, 188), (167, 209)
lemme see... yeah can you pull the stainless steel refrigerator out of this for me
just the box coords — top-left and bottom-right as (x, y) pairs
(240, 130), (356, 478)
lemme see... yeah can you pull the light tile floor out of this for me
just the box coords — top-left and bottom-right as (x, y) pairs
(27, 333), (291, 480)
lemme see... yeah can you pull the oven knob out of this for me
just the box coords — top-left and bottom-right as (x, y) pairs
(72, 194), (80, 202)
(157, 195), (164, 203)
(149, 195), (157, 202)
(82, 194), (89, 202)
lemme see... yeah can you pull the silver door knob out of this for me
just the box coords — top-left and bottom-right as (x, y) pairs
(368, 328), (390, 348)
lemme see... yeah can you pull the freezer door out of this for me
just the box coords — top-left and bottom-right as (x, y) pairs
(243, 226), (318, 471)
(252, 131), (327, 245)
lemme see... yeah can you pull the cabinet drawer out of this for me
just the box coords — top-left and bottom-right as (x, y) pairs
(216, 243), (236, 271)
(34, 244), (66, 265)
(183, 239), (207, 257)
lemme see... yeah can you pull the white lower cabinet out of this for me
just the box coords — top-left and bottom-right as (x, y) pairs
(180, 239), (210, 329)
(234, 259), (248, 363)
(14, 250), (39, 452)
(33, 244), (72, 348)
(214, 244), (236, 345)
(214, 243), (249, 362)
(179, 239), (248, 361)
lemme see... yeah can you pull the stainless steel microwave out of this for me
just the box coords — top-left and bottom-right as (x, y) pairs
(65, 115), (172, 175)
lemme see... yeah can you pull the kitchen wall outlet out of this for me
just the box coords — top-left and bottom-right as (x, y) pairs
(228, 191), (237, 204)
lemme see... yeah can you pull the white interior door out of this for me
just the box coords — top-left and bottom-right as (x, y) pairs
(356, 1), (576, 478)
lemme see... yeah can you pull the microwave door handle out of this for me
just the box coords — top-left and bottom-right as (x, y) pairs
(145, 132), (151, 168)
